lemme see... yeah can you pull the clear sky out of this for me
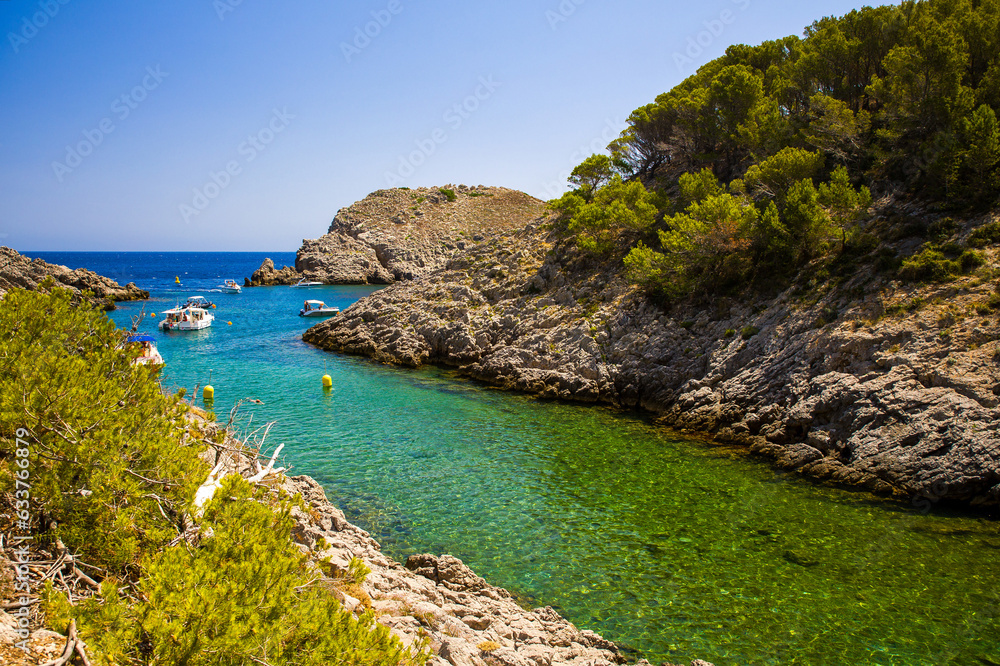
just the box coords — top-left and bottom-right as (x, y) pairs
(1, 0), (878, 251)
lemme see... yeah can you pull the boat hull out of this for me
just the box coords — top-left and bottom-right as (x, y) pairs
(159, 318), (214, 331)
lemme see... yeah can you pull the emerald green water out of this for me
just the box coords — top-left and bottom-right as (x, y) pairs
(109, 283), (1000, 666)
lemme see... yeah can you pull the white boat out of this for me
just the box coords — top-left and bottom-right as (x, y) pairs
(291, 278), (324, 288)
(182, 295), (216, 309)
(129, 334), (164, 367)
(159, 306), (215, 331)
(218, 279), (242, 294)
(299, 299), (340, 317)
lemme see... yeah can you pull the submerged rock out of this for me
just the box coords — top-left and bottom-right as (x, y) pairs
(0, 246), (148, 309)
(281, 475), (651, 666)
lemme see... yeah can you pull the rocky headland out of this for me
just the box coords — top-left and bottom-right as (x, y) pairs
(303, 202), (1000, 508)
(0, 246), (148, 309)
(246, 186), (546, 286)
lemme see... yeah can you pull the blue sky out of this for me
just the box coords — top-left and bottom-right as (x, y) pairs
(2, 0), (878, 251)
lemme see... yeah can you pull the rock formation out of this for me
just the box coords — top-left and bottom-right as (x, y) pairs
(244, 257), (300, 287)
(303, 217), (1000, 507)
(246, 186), (547, 286)
(0, 246), (148, 309)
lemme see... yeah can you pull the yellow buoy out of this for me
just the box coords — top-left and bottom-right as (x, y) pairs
(227, 321), (232, 326)
(203, 385), (214, 401)
(322, 374), (333, 389)
(175, 276), (180, 284)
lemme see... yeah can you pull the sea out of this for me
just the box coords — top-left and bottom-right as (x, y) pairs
(25, 251), (1000, 666)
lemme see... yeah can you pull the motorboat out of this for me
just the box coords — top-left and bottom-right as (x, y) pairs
(159, 306), (215, 331)
(182, 295), (216, 309)
(291, 278), (324, 288)
(299, 300), (340, 317)
(218, 279), (242, 294)
(128, 334), (164, 367)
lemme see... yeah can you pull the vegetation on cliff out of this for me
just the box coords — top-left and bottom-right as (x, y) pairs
(0, 284), (424, 665)
(552, 0), (1000, 296)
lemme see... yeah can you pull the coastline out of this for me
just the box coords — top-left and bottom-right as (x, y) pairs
(302, 217), (1000, 509)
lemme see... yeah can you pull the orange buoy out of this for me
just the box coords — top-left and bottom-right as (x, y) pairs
(227, 321), (232, 325)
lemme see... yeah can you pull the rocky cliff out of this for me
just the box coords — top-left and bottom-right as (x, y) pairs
(0, 247), (148, 309)
(246, 186), (547, 286)
(303, 213), (1000, 508)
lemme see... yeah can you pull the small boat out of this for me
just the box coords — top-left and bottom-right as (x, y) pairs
(182, 295), (215, 309)
(291, 278), (324, 288)
(299, 299), (340, 317)
(128, 334), (164, 367)
(218, 279), (242, 294)
(159, 306), (215, 331)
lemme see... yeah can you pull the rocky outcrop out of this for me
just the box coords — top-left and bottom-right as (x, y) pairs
(244, 257), (300, 287)
(303, 218), (1000, 507)
(0, 247), (148, 309)
(246, 186), (547, 287)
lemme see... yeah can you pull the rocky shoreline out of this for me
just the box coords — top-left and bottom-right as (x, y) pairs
(1, 468), (714, 666)
(303, 212), (1000, 508)
(0, 246), (148, 309)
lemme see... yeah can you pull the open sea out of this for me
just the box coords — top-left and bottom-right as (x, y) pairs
(27, 251), (1000, 665)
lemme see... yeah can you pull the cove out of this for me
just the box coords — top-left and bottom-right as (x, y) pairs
(99, 272), (999, 666)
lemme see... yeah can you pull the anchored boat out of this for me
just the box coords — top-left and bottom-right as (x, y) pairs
(128, 334), (164, 367)
(159, 306), (214, 331)
(291, 278), (324, 288)
(299, 299), (340, 317)
(182, 295), (216, 309)
(218, 279), (242, 294)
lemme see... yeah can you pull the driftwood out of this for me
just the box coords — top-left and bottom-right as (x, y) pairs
(39, 619), (93, 666)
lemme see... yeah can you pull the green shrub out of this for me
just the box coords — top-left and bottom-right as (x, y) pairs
(0, 285), (206, 572)
(968, 221), (1000, 248)
(896, 247), (980, 282)
(741, 325), (760, 339)
(439, 188), (457, 202)
(927, 217), (958, 242)
(959, 249), (985, 271)
(724, 328), (736, 337)
(50, 476), (425, 666)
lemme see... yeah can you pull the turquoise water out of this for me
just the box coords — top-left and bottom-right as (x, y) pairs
(81, 266), (1000, 666)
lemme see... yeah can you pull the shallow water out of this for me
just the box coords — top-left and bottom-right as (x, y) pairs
(36, 252), (998, 665)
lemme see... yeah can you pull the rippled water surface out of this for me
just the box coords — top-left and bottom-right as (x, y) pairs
(35, 252), (1000, 665)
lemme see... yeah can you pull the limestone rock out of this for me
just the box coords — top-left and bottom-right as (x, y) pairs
(247, 186), (546, 287)
(0, 246), (148, 309)
(245, 257), (300, 286)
